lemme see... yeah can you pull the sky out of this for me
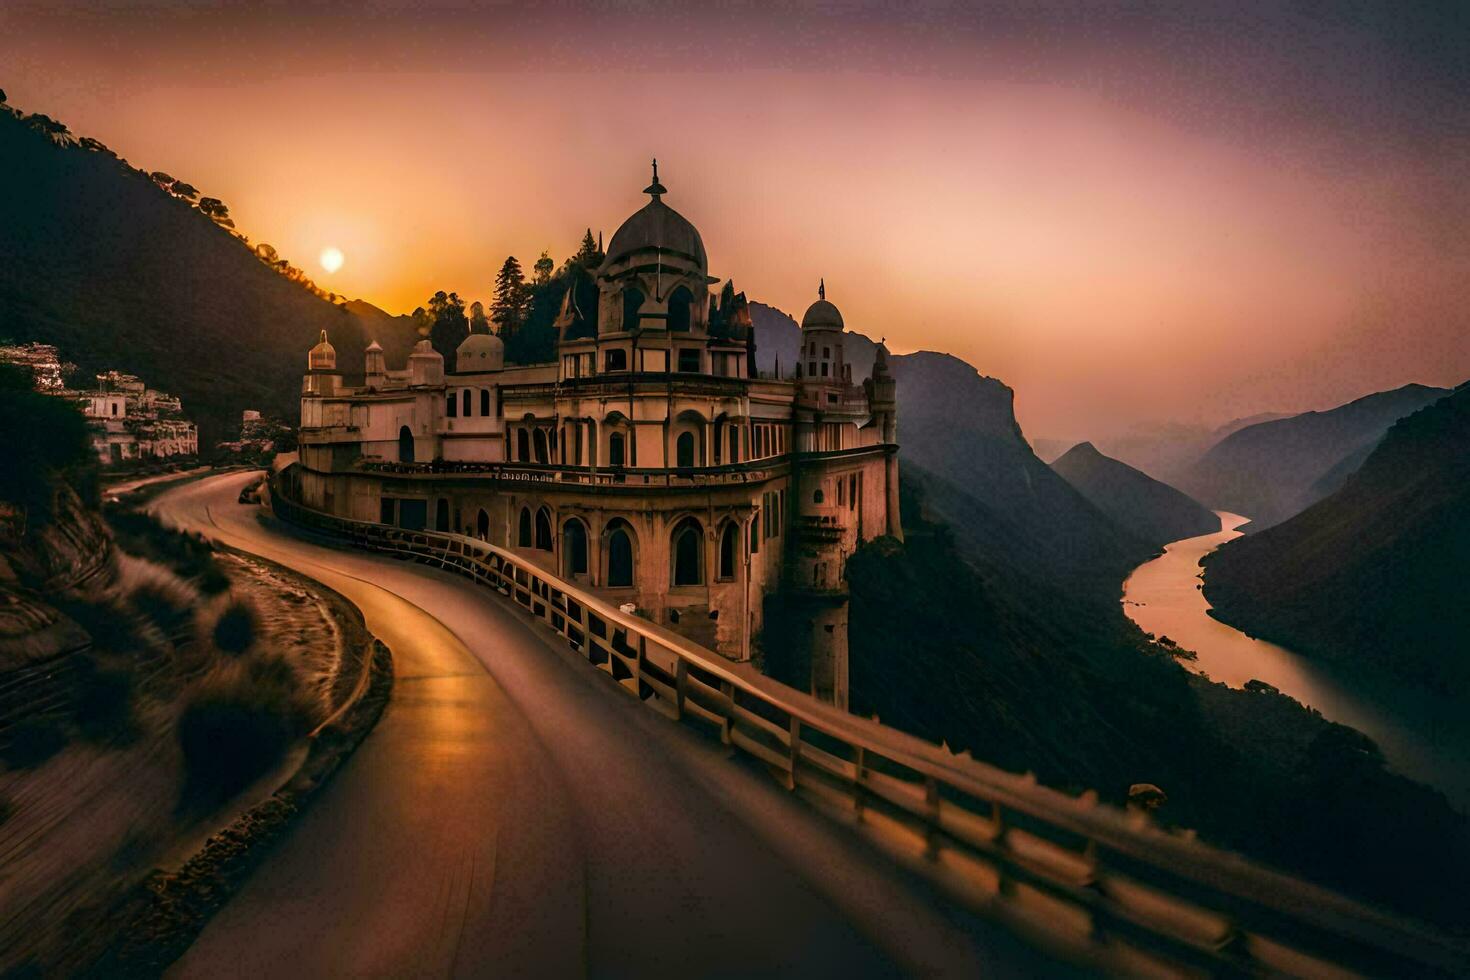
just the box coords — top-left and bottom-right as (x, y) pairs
(3, 1), (1468, 441)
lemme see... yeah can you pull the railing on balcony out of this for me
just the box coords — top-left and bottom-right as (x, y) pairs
(353, 457), (785, 488)
(266, 483), (1465, 978)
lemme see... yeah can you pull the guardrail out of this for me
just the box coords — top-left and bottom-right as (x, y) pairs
(267, 483), (1465, 977)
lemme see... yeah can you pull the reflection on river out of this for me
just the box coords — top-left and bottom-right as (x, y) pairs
(1124, 511), (1470, 811)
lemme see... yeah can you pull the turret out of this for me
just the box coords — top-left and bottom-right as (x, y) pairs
(408, 339), (445, 387)
(302, 329), (341, 396)
(364, 340), (386, 389)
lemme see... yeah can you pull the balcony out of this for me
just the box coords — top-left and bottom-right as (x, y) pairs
(354, 457), (785, 489)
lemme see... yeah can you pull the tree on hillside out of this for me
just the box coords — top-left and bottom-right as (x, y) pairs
(469, 300), (490, 334)
(427, 291), (468, 361)
(24, 113), (72, 144)
(491, 256), (529, 338)
(171, 182), (200, 201)
(196, 197), (234, 228)
(574, 229), (602, 268)
(533, 250), (555, 286)
(149, 171), (176, 188)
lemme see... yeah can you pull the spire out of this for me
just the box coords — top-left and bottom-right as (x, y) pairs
(818, 278), (826, 301)
(644, 157), (667, 199)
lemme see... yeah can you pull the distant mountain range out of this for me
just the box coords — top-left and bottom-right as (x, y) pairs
(1050, 441), (1219, 549)
(0, 108), (416, 447)
(1176, 383), (1450, 530)
(1203, 382), (1470, 693)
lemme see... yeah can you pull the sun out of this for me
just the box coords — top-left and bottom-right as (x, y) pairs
(319, 247), (345, 273)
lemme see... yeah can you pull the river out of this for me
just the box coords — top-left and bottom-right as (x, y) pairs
(1123, 512), (1470, 811)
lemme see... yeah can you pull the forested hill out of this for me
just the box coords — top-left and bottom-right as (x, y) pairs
(1051, 441), (1219, 549)
(1177, 383), (1450, 531)
(1203, 382), (1470, 693)
(0, 105), (413, 447)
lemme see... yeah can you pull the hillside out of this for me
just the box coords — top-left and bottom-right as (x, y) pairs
(1203, 383), (1470, 693)
(0, 107), (413, 447)
(1051, 442), (1219, 549)
(1177, 383), (1449, 531)
(826, 474), (1469, 923)
(750, 302), (1151, 601)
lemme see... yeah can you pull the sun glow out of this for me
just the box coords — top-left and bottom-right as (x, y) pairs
(319, 246), (344, 273)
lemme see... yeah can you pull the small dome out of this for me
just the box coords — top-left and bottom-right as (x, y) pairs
(456, 331), (504, 372)
(603, 161), (707, 271)
(412, 338), (436, 355)
(308, 329), (337, 370)
(801, 299), (844, 331)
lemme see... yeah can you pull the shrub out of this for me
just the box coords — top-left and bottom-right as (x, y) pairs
(211, 598), (259, 655)
(1, 716), (69, 769)
(73, 662), (136, 743)
(177, 653), (313, 808)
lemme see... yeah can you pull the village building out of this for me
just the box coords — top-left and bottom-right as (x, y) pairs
(289, 165), (900, 706)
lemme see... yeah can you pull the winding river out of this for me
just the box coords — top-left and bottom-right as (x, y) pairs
(1123, 512), (1470, 811)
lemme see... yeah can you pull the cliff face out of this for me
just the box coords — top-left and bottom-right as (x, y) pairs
(1051, 441), (1219, 549)
(1203, 382), (1470, 693)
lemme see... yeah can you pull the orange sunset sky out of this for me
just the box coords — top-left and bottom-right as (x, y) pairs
(3, 1), (1467, 440)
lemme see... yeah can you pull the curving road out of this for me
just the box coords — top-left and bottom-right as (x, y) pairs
(155, 471), (1056, 978)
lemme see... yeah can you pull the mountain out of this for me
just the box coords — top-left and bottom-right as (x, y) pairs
(1177, 384), (1451, 531)
(1051, 442), (1219, 549)
(1203, 382), (1470, 693)
(0, 107), (414, 447)
(1090, 412), (1293, 486)
(750, 302), (1151, 602)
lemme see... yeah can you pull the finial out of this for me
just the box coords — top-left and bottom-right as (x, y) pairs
(818, 278), (825, 301)
(318, 329), (327, 343)
(644, 157), (667, 199)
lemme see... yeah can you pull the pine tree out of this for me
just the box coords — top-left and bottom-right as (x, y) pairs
(573, 229), (602, 268)
(491, 256), (529, 338)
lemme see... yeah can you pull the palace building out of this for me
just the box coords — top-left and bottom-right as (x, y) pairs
(290, 164), (900, 706)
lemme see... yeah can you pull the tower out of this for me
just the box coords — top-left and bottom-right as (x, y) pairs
(302, 330), (340, 396)
(869, 340), (902, 541)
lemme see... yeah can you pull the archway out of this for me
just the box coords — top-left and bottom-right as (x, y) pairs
(435, 498), (450, 532)
(609, 431), (626, 467)
(480, 389), (491, 416)
(621, 287), (645, 331)
(533, 428), (549, 464)
(563, 519), (589, 577)
(462, 389), (472, 417)
(534, 507), (553, 550)
(398, 426), (415, 463)
(676, 431), (695, 468)
(518, 506), (533, 548)
(718, 521), (738, 580)
(672, 517), (703, 587)
(667, 285), (694, 332)
(477, 508), (490, 539)
(606, 520), (635, 587)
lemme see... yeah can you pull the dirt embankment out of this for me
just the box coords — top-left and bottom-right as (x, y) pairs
(0, 483), (388, 976)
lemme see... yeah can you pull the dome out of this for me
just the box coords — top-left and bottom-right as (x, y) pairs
(800, 279), (844, 330)
(308, 329), (337, 370)
(456, 331), (504, 372)
(603, 161), (707, 271)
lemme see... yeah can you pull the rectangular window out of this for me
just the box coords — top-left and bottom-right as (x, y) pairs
(820, 363), (829, 377)
(823, 347), (830, 358)
(677, 348), (701, 373)
(380, 497), (395, 525)
(808, 362), (817, 377)
(604, 348), (628, 372)
(751, 511), (761, 553)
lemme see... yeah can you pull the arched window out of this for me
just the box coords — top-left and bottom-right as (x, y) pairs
(533, 429), (549, 464)
(563, 519), (588, 576)
(609, 432), (626, 467)
(718, 522), (738, 580)
(462, 389), (472, 417)
(534, 507), (553, 550)
(518, 506), (532, 548)
(676, 431), (695, 468)
(446, 393), (457, 418)
(435, 498), (450, 531)
(477, 508), (490, 539)
(672, 517), (703, 587)
(813, 488), (825, 504)
(621, 287), (645, 331)
(398, 426), (415, 463)
(480, 388), (491, 416)
(606, 521), (635, 587)
(667, 285), (693, 332)
(516, 428), (530, 462)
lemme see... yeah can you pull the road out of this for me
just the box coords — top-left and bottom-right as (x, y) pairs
(155, 471), (1057, 978)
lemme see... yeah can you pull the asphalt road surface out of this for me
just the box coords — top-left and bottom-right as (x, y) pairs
(155, 471), (1059, 979)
